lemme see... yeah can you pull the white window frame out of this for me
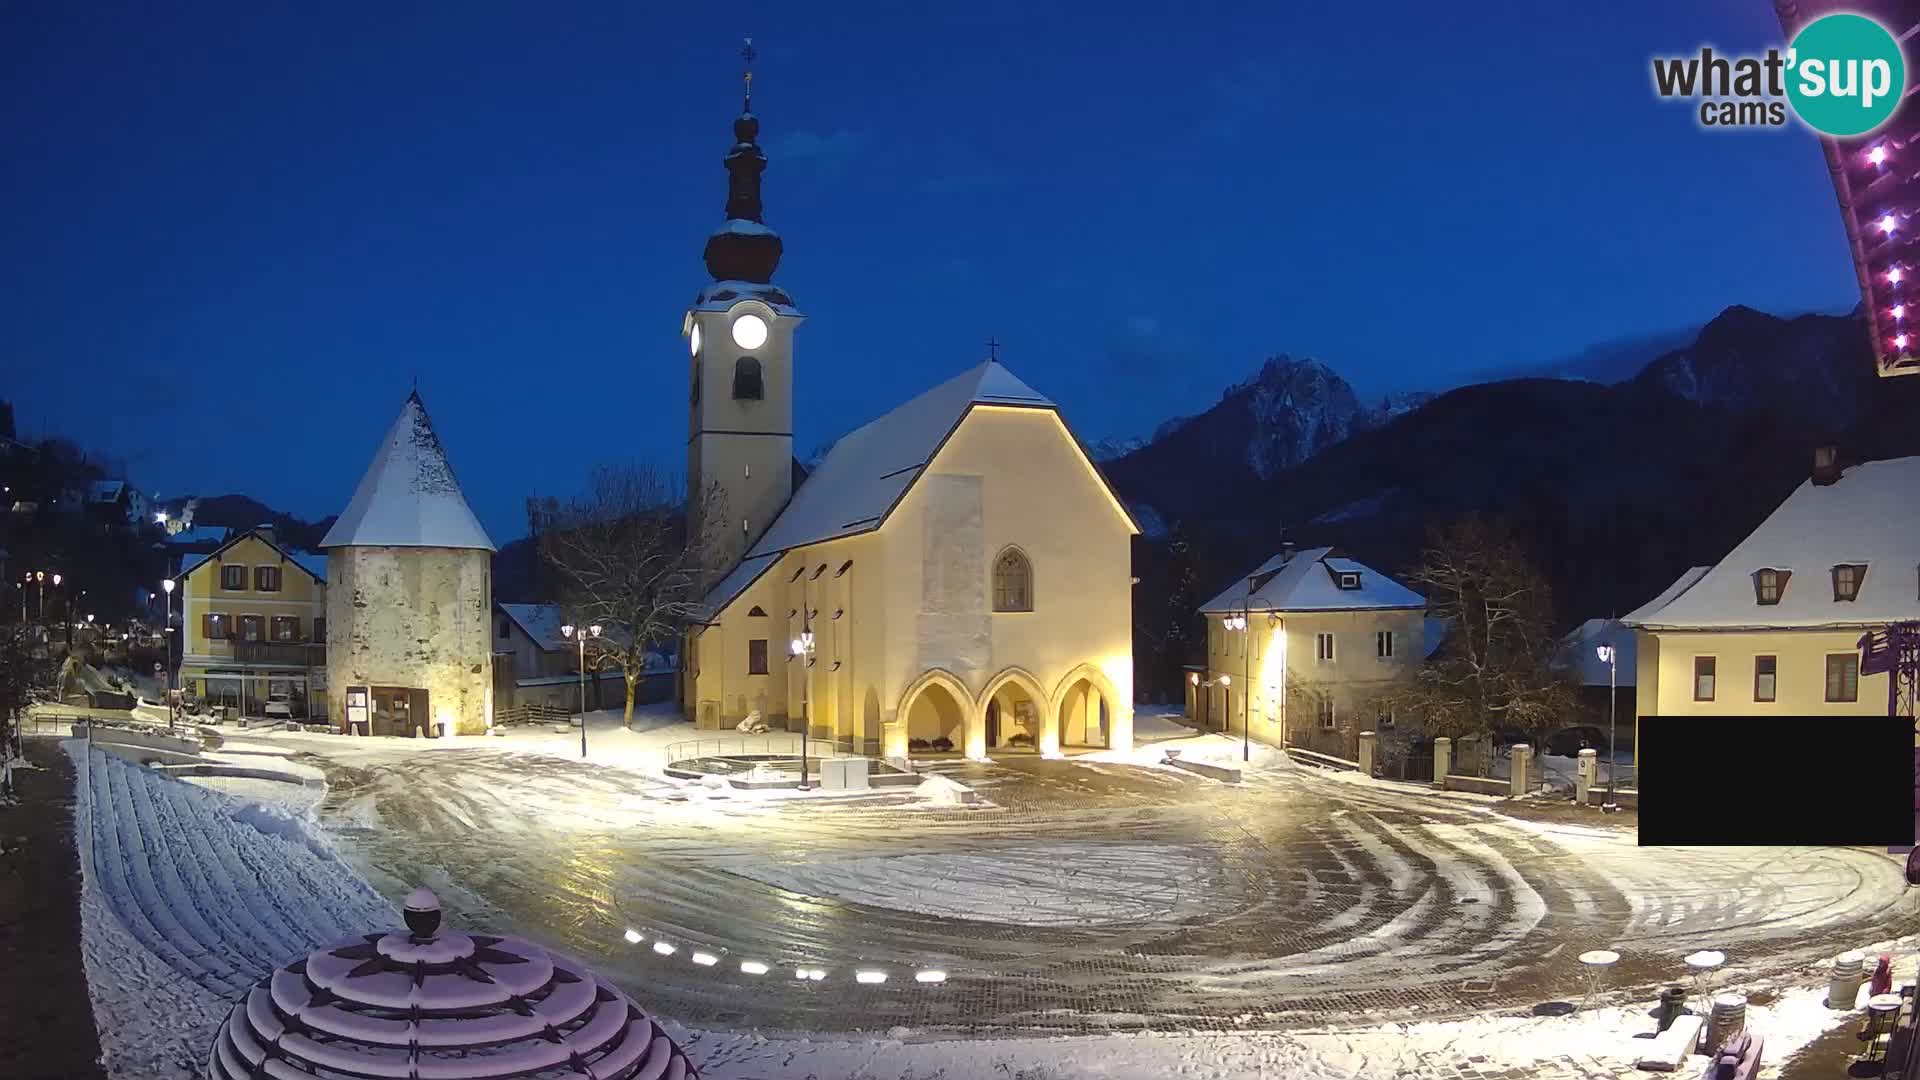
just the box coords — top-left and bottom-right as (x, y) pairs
(1376, 630), (1394, 659)
(1693, 655), (1716, 702)
(1317, 694), (1337, 730)
(1315, 632), (1335, 663)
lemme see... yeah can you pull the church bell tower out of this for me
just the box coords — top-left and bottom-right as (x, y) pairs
(686, 40), (803, 575)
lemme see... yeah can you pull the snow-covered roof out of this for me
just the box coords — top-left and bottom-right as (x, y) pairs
(496, 602), (633, 651)
(1556, 618), (1637, 686)
(701, 360), (1133, 617)
(1199, 547), (1425, 614)
(165, 525), (229, 548)
(1623, 456), (1920, 629)
(1622, 566), (1712, 625)
(320, 392), (494, 552)
(178, 530), (326, 584)
(692, 279), (801, 317)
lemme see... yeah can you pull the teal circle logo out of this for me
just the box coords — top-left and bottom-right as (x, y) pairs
(1787, 13), (1906, 136)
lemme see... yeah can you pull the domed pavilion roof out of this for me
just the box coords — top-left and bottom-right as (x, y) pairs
(205, 889), (698, 1079)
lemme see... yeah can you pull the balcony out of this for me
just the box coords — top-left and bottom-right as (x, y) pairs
(231, 640), (327, 667)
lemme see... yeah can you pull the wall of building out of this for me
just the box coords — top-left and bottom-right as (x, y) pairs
(327, 545), (492, 735)
(1638, 627), (1891, 717)
(687, 301), (797, 572)
(1197, 606), (1424, 758)
(177, 533), (326, 711)
(687, 405), (1135, 757)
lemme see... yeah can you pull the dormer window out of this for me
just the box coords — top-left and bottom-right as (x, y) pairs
(1832, 563), (1867, 602)
(1337, 572), (1361, 590)
(1753, 568), (1790, 605)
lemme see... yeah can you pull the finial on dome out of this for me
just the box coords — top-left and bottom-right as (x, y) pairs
(403, 886), (442, 939)
(705, 38), (784, 283)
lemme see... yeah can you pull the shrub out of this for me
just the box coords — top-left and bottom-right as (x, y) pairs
(1006, 732), (1034, 748)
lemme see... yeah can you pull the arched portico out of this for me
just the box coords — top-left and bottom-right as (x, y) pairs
(895, 668), (977, 758)
(1052, 663), (1130, 753)
(978, 667), (1053, 755)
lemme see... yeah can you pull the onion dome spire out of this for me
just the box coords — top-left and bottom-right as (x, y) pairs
(704, 37), (784, 284)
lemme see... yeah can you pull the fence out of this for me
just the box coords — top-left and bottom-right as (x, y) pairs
(494, 702), (574, 728)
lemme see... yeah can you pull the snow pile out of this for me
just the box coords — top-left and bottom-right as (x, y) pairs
(912, 772), (972, 805)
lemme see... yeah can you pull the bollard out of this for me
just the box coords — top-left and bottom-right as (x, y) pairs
(1510, 743), (1532, 797)
(1830, 951), (1867, 1009)
(1576, 748), (1597, 805)
(1358, 730), (1376, 777)
(1656, 986), (1689, 1033)
(1705, 993), (1747, 1052)
(1433, 737), (1452, 788)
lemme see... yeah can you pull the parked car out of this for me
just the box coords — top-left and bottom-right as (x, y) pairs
(1544, 725), (1607, 758)
(263, 698), (294, 719)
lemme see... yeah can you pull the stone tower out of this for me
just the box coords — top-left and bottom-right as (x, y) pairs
(685, 45), (804, 575)
(320, 392), (495, 737)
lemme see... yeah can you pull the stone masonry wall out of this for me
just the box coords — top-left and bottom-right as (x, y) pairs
(327, 546), (492, 735)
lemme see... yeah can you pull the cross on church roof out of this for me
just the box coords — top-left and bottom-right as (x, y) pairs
(741, 38), (756, 111)
(986, 336), (1000, 361)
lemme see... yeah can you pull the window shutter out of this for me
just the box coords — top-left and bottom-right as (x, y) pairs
(203, 613), (214, 639)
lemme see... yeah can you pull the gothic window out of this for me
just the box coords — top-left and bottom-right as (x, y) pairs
(992, 547), (1033, 612)
(732, 356), (764, 400)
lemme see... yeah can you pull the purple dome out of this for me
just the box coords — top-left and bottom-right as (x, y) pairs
(205, 910), (700, 1079)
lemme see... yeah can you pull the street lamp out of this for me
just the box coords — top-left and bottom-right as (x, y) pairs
(790, 629), (816, 788)
(1595, 643), (1619, 813)
(561, 623), (601, 759)
(162, 578), (177, 731)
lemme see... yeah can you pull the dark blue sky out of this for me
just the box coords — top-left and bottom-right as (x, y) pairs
(0, 2), (1862, 541)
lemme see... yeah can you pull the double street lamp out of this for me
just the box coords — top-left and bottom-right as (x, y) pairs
(561, 623), (601, 759)
(1595, 643), (1619, 813)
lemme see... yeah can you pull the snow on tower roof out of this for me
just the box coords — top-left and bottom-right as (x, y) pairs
(320, 392), (494, 552)
(1198, 547), (1424, 613)
(699, 360), (1134, 617)
(1623, 455), (1920, 629)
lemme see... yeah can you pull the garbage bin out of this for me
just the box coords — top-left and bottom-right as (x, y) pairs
(1656, 987), (1689, 1032)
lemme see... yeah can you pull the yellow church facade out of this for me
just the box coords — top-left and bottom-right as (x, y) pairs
(678, 89), (1136, 759)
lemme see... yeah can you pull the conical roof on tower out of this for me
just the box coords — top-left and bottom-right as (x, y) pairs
(319, 391), (495, 552)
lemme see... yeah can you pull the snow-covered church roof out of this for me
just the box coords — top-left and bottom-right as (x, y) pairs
(1198, 546), (1424, 614)
(320, 392), (495, 552)
(1623, 455), (1920, 630)
(701, 360), (1133, 616)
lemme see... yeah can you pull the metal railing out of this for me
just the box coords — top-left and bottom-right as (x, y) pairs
(494, 702), (574, 728)
(664, 734), (858, 767)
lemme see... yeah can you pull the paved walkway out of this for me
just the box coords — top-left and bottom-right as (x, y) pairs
(302, 736), (1918, 1038)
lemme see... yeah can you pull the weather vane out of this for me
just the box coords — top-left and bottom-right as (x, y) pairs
(741, 37), (756, 112)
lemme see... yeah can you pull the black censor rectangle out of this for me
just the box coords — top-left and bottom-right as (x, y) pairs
(1637, 715), (1913, 847)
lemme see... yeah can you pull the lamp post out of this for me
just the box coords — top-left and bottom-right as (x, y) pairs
(162, 578), (177, 731)
(1596, 643), (1618, 812)
(562, 623), (601, 759)
(790, 628), (815, 789)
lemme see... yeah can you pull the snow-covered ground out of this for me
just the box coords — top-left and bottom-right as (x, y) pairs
(58, 719), (1901, 1079)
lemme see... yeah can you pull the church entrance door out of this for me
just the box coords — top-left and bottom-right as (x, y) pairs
(985, 700), (1000, 747)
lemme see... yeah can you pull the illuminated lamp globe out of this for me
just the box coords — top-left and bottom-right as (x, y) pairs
(690, 322), (702, 357)
(1882, 214), (1898, 234)
(205, 884), (703, 1079)
(1871, 145), (1889, 165)
(731, 312), (769, 350)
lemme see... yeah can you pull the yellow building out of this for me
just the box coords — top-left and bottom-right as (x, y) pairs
(1188, 546), (1428, 758)
(174, 527), (328, 718)
(1624, 453), (1920, 743)
(680, 92), (1138, 759)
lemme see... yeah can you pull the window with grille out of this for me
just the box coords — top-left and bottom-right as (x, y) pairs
(221, 564), (246, 590)
(1754, 655), (1777, 702)
(992, 548), (1033, 612)
(1832, 563), (1867, 601)
(1317, 695), (1337, 730)
(1316, 632), (1335, 663)
(1754, 568), (1789, 605)
(255, 565), (281, 592)
(1693, 656), (1716, 701)
(747, 639), (768, 675)
(1376, 630), (1394, 658)
(1826, 654), (1859, 702)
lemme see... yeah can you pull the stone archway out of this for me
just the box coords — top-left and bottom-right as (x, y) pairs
(978, 667), (1052, 755)
(897, 669), (975, 757)
(1052, 663), (1129, 753)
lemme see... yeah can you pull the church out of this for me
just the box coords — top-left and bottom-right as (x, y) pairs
(680, 68), (1138, 760)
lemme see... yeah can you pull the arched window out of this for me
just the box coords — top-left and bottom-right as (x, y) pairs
(993, 547), (1033, 612)
(732, 356), (763, 400)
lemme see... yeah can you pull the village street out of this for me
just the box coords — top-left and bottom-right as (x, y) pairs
(302, 734), (1916, 1039)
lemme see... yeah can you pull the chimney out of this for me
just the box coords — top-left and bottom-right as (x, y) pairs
(1280, 536), (1296, 563)
(255, 523), (276, 546)
(1812, 446), (1842, 486)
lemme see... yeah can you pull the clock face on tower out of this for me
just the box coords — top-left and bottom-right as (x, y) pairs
(690, 322), (702, 357)
(731, 313), (768, 350)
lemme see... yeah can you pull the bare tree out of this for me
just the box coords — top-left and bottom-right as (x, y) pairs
(0, 624), (48, 799)
(536, 464), (724, 728)
(1391, 516), (1574, 755)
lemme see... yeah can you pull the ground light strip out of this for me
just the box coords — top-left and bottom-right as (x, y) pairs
(691, 951), (718, 966)
(855, 970), (887, 984)
(740, 960), (769, 975)
(652, 940), (676, 955)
